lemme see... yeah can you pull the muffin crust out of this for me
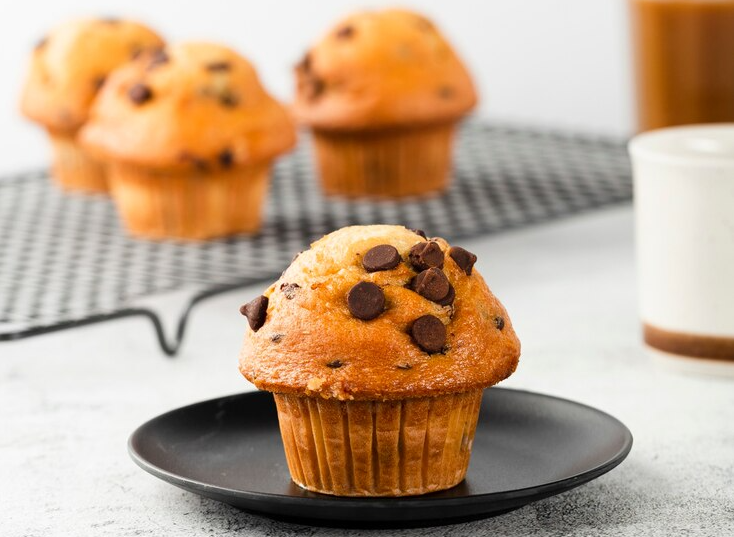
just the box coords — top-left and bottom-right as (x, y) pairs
(293, 9), (477, 131)
(20, 18), (164, 133)
(239, 225), (520, 400)
(79, 42), (296, 171)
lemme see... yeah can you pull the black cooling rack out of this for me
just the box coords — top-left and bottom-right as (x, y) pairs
(0, 122), (631, 355)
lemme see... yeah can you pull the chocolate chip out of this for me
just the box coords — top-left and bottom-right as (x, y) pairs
(280, 282), (300, 299)
(409, 241), (444, 271)
(326, 359), (343, 368)
(304, 77), (325, 100)
(128, 83), (153, 105)
(494, 316), (505, 330)
(312, 78), (325, 96)
(93, 76), (106, 91)
(412, 268), (450, 302)
(218, 149), (234, 168)
(436, 284), (455, 307)
(363, 245), (401, 272)
(409, 228), (427, 239)
(410, 315), (446, 353)
(449, 246), (477, 275)
(270, 333), (284, 343)
(147, 49), (169, 70)
(179, 152), (208, 171)
(206, 61), (231, 72)
(347, 281), (385, 320)
(396, 363), (413, 370)
(438, 86), (455, 99)
(240, 295), (268, 331)
(336, 25), (355, 39)
(219, 90), (239, 108)
(297, 53), (311, 73)
(296, 53), (326, 100)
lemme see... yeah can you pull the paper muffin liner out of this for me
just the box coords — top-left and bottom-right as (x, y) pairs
(49, 132), (108, 194)
(107, 162), (270, 240)
(273, 389), (483, 497)
(311, 122), (456, 198)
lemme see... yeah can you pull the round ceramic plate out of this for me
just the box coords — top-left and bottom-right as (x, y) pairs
(129, 388), (632, 528)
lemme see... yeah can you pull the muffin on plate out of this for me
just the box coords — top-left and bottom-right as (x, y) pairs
(79, 42), (296, 240)
(293, 9), (477, 198)
(238, 225), (520, 496)
(20, 18), (164, 193)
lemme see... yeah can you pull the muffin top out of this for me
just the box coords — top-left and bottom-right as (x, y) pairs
(79, 42), (296, 171)
(20, 18), (164, 134)
(293, 9), (477, 132)
(239, 225), (520, 401)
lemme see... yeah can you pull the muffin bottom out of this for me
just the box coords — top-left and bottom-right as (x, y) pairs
(273, 389), (483, 497)
(49, 132), (108, 193)
(312, 123), (456, 198)
(108, 162), (270, 240)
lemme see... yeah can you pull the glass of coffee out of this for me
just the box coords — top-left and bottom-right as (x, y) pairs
(630, 0), (734, 132)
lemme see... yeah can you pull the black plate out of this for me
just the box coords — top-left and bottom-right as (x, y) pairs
(129, 388), (632, 528)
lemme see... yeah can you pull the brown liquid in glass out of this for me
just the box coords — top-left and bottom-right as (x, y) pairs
(630, 0), (734, 132)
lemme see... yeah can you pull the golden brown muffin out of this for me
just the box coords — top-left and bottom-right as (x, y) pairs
(239, 225), (520, 496)
(79, 42), (296, 240)
(293, 9), (477, 198)
(20, 18), (164, 193)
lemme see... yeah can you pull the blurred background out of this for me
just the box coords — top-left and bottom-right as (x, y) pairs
(0, 0), (633, 174)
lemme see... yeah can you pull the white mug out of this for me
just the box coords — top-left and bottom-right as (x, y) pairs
(629, 124), (734, 376)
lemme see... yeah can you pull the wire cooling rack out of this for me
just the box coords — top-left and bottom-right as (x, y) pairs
(0, 122), (631, 355)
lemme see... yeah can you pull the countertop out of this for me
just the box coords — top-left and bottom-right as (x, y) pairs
(2, 205), (733, 536)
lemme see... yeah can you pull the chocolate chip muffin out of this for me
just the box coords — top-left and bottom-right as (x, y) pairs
(79, 42), (296, 239)
(239, 225), (520, 496)
(293, 9), (477, 198)
(20, 18), (164, 193)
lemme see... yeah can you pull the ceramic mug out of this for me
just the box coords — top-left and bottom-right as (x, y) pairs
(629, 124), (734, 376)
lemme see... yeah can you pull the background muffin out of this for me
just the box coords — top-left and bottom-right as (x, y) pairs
(79, 42), (296, 240)
(293, 9), (477, 198)
(20, 18), (163, 193)
(239, 225), (520, 496)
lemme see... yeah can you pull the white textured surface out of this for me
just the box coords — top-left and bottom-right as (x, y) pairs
(2, 206), (733, 536)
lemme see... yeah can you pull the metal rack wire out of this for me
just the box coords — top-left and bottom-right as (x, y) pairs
(0, 122), (631, 355)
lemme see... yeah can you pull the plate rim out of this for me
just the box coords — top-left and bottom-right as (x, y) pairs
(128, 387), (633, 510)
